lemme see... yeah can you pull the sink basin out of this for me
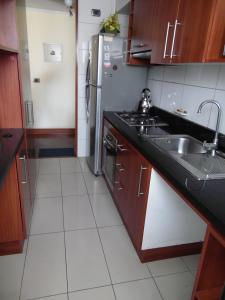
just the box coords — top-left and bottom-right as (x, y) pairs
(150, 135), (225, 180)
(150, 135), (206, 155)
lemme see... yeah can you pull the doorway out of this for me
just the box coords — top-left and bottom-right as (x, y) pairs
(25, 0), (77, 157)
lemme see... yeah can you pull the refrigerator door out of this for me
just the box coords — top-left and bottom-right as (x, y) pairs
(89, 35), (103, 87)
(86, 84), (103, 175)
(86, 34), (104, 175)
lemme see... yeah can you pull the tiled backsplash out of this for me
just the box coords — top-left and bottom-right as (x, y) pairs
(147, 64), (225, 134)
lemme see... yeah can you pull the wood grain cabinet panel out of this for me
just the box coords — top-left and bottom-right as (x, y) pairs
(204, 0), (225, 62)
(172, 0), (214, 63)
(0, 161), (24, 246)
(0, 52), (23, 128)
(0, 140), (32, 255)
(128, 0), (225, 64)
(104, 121), (152, 253)
(103, 120), (204, 263)
(0, 0), (18, 52)
(16, 139), (32, 236)
(192, 226), (225, 300)
(150, 0), (179, 64)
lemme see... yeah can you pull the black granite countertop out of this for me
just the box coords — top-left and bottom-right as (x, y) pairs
(0, 129), (24, 186)
(104, 108), (225, 237)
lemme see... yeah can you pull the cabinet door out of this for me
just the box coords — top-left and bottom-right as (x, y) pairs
(150, 0), (179, 64)
(171, 0), (214, 63)
(16, 139), (32, 236)
(129, 152), (152, 249)
(130, 0), (155, 54)
(204, 0), (225, 62)
(0, 161), (24, 243)
(0, 0), (18, 52)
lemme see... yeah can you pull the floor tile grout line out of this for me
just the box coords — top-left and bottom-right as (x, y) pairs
(78, 159), (118, 300)
(180, 256), (198, 275)
(26, 292), (68, 300)
(146, 264), (165, 300)
(59, 159), (70, 299)
(28, 225), (125, 237)
(19, 161), (41, 300)
(68, 283), (113, 295)
(19, 232), (31, 300)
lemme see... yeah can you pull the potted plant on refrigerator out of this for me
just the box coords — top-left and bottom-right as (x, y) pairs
(100, 12), (120, 35)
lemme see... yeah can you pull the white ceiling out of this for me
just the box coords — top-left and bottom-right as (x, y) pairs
(26, 0), (74, 12)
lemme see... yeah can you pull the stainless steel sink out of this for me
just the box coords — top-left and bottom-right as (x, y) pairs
(150, 135), (225, 180)
(150, 135), (206, 155)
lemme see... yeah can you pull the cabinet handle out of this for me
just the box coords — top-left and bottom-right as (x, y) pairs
(137, 166), (147, 197)
(19, 155), (28, 184)
(114, 180), (123, 191)
(170, 19), (182, 58)
(117, 144), (128, 152)
(163, 22), (173, 59)
(116, 163), (125, 172)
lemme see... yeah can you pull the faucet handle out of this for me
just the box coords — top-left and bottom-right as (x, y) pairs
(203, 140), (217, 152)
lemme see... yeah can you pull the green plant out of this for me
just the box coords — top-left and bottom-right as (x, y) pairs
(100, 12), (120, 34)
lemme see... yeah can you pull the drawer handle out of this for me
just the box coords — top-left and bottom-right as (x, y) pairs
(114, 180), (123, 191)
(117, 144), (128, 152)
(137, 166), (147, 197)
(116, 163), (125, 172)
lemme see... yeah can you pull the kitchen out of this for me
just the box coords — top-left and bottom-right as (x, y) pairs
(0, 0), (225, 300)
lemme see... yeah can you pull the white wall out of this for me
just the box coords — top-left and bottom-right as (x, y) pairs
(26, 8), (76, 128)
(147, 64), (225, 134)
(77, 0), (117, 156)
(116, 0), (130, 12)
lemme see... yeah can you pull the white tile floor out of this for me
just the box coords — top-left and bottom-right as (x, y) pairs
(0, 158), (200, 300)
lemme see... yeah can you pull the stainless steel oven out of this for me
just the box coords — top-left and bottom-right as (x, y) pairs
(102, 127), (117, 191)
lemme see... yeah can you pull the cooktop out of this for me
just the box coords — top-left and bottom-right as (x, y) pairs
(115, 112), (169, 127)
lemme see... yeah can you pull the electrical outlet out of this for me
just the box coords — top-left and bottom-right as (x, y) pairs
(91, 9), (101, 17)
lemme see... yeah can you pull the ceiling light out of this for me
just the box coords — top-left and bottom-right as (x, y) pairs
(65, 0), (73, 8)
(64, 0), (73, 16)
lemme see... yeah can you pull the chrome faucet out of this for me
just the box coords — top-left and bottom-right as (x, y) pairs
(197, 100), (221, 156)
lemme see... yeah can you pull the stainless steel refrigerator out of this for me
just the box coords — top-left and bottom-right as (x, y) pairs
(86, 34), (147, 175)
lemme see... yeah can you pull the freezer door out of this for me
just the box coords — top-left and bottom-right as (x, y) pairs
(90, 35), (99, 86)
(101, 36), (148, 111)
(89, 35), (104, 87)
(86, 84), (103, 175)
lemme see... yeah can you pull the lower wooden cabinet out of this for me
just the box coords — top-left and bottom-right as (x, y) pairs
(103, 119), (206, 262)
(114, 136), (151, 251)
(0, 138), (32, 255)
(192, 226), (225, 300)
(16, 138), (32, 236)
(0, 160), (25, 255)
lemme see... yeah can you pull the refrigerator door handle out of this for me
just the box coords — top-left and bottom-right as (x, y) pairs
(85, 84), (90, 123)
(86, 58), (90, 84)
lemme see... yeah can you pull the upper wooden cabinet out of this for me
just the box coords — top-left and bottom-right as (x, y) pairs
(204, 0), (225, 62)
(128, 0), (225, 64)
(171, 0), (215, 63)
(0, 0), (18, 52)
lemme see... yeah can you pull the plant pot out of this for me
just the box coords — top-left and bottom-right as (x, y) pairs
(100, 28), (120, 35)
